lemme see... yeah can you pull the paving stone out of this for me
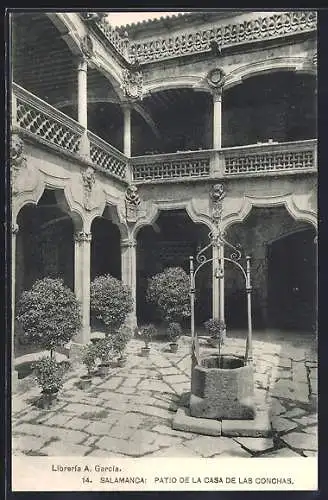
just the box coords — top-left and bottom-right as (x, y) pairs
(184, 435), (246, 457)
(293, 414), (317, 426)
(147, 444), (200, 457)
(65, 417), (91, 430)
(87, 448), (126, 457)
(96, 435), (159, 456)
(302, 425), (317, 436)
(172, 407), (221, 437)
(13, 435), (46, 453)
(303, 450), (317, 457)
(234, 437), (275, 453)
(270, 399), (286, 416)
(152, 424), (195, 439)
(160, 367), (184, 376)
(41, 413), (73, 427)
(152, 434), (184, 448)
(277, 357), (292, 369)
(271, 381), (294, 399)
(221, 410), (272, 437)
(119, 413), (146, 428)
(115, 387), (137, 395)
(97, 377), (123, 390)
(14, 423), (87, 444)
(280, 432), (318, 451)
(263, 447), (302, 457)
(84, 421), (113, 436)
(271, 416), (299, 433)
(122, 378), (140, 388)
(133, 404), (170, 419)
(108, 423), (136, 439)
(283, 408), (306, 419)
(292, 383), (310, 404)
(138, 380), (173, 392)
(162, 374), (190, 385)
(41, 441), (91, 456)
(129, 429), (158, 444)
(64, 402), (102, 414)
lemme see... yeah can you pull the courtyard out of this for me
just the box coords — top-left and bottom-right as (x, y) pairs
(12, 331), (317, 458)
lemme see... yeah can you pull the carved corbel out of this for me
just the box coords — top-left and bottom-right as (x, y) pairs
(121, 68), (143, 101)
(80, 33), (94, 60)
(206, 67), (226, 101)
(211, 183), (225, 223)
(11, 134), (27, 195)
(125, 184), (141, 223)
(82, 167), (95, 211)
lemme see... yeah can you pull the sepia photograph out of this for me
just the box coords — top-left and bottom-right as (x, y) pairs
(9, 9), (318, 491)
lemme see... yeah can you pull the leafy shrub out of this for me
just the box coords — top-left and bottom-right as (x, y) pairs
(90, 275), (133, 335)
(33, 356), (66, 393)
(94, 338), (112, 364)
(139, 324), (157, 348)
(146, 267), (191, 323)
(111, 325), (132, 358)
(81, 343), (97, 375)
(167, 322), (182, 343)
(204, 318), (226, 365)
(16, 277), (81, 357)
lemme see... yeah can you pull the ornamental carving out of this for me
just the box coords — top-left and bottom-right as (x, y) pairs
(125, 184), (141, 223)
(207, 67), (225, 89)
(81, 34), (94, 59)
(82, 167), (95, 211)
(211, 184), (225, 222)
(11, 134), (26, 195)
(81, 12), (107, 23)
(74, 232), (92, 243)
(129, 11), (317, 64)
(121, 69), (143, 100)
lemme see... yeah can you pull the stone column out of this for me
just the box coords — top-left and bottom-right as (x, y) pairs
(121, 237), (137, 329)
(212, 88), (222, 150)
(219, 243), (225, 323)
(77, 58), (90, 157)
(212, 244), (220, 319)
(74, 231), (92, 344)
(12, 223), (19, 391)
(122, 104), (132, 157)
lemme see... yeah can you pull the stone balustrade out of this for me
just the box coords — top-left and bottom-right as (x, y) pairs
(129, 11), (317, 64)
(12, 83), (129, 182)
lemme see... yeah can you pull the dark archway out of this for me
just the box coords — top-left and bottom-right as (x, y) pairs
(91, 217), (121, 281)
(268, 228), (316, 331)
(224, 206), (316, 332)
(136, 209), (210, 327)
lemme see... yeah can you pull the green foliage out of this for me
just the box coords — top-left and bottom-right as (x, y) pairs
(167, 321), (182, 342)
(139, 324), (157, 347)
(204, 318), (226, 343)
(90, 274), (133, 334)
(33, 356), (65, 393)
(94, 337), (112, 363)
(146, 267), (191, 323)
(111, 325), (132, 357)
(16, 278), (81, 353)
(81, 343), (98, 374)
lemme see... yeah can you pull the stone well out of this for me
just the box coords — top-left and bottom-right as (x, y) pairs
(190, 354), (256, 420)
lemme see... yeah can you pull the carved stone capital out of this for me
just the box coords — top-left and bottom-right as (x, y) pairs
(74, 232), (92, 243)
(121, 69), (143, 101)
(81, 34), (94, 59)
(125, 184), (141, 223)
(207, 68), (225, 91)
(121, 238), (137, 249)
(82, 167), (95, 211)
(11, 134), (27, 195)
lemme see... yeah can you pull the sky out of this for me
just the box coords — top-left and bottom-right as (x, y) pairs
(106, 12), (189, 27)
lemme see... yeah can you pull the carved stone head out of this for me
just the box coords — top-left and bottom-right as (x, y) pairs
(125, 184), (140, 206)
(211, 184), (225, 203)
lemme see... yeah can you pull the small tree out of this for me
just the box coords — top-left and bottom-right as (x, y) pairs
(167, 321), (182, 343)
(146, 267), (191, 324)
(81, 343), (98, 376)
(90, 275), (133, 335)
(16, 277), (81, 359)
(204, 318), (226, 367)
(139, 324), (157, 348)
(111, 325), (132, 359)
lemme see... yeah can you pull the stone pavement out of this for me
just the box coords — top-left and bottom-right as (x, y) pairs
(12, 334), (318, 458)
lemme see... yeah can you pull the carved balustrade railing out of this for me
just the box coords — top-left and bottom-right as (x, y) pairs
(12, 83), (129, 181)
(129, 11), (317, 64)
(93, 17), (130, 60)
(223, 139), (317, 177)
(13, 83), (84, 154)
(131, 150), (214, 183)
(88, 131), (128, 180)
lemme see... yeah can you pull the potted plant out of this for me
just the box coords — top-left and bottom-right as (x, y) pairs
(16, 277), (81, 360)
(80, 343), (97, 389)
(146, 267), (191, 327)
(111, 325), (132, 367)
(94, 337), (112, 377)
(167, 321), (182, 353)
(90, 274), (133, 336)
(139, 324), (156, 357)
(33, 356), (66, 409)
(204, 318), (226, 353)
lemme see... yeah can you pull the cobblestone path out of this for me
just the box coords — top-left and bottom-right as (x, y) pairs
(12, 335), (317, 458)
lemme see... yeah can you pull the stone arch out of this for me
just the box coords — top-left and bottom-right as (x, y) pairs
(143, 75), (210, 96)
(223, 56), (316, 91)
(222, 193), (317, 233)
(132, 199), (214, 239)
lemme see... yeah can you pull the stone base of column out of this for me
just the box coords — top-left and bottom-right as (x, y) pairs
(12, 369), (19, 394)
